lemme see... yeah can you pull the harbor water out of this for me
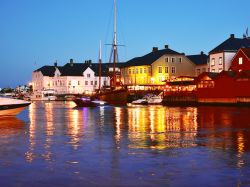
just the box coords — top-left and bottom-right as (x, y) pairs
(0, 101), (250, 187)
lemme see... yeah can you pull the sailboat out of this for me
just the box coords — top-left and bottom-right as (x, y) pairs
(98, 0), (128, 105)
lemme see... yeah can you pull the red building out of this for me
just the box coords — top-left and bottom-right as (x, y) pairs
(197, 70), (250, 104)
(230, 48), (250, 71)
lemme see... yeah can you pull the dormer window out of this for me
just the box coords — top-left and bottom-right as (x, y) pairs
(87, 74), (91, 78)
(211, 58), (215, 66)
(239, 57), (243, 65)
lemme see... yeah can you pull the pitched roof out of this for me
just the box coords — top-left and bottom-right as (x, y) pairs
(34, 63), (110, 77)
(187, 53), (208, 65)
(209, 35), (250, 54)
(123, 48), (180, 67)
(34, 66), (57, 76)
(241, 48), (250, 59)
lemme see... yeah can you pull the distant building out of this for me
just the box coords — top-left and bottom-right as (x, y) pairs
(209, 34), (250, 73)
(120, 45), (196, 88)
(187, 51), (209, 76)
(31, 59), (110, 95)
(230, 48), (250, 71)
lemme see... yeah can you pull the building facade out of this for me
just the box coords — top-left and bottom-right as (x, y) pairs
(230, 48), (250, 71)
(209, 34), (250, 73)
(31, 60), (110, 95)
(187, 51), (209, 76)
(121, 46), (196, 87)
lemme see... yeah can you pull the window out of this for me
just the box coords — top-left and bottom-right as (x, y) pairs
(90, 81), (93, 85)
(219, 57), (222, 65)
(197, 69), (201, 75)
(171, 67), (176, 74)
(179, 57), (182, 63)
(140, 68), (142, 74)
(87, 74), (90, 78)
(202, 68), (206, 72)
(68, 81), (71, 86)
(239, 57), (243, 65)
(78, 81), (80, 85)
(211, 69), (215, 72)
(104, 81), (106, 85)
(85, 81), (88, 85)
(129, 69), (131, 74)
(219, 68), (223, 72)
(144, 68), (146, 73)
(148, 67), (151, 74)
(132, 69), (135, 74)
(171, 57), (175, 63)
(158, 66), (162, 73)
(165, 66), (169, 73)
(211, 58), (215, 66)
(95, 81), (97, 85)
(136, 68), (138, 74)
(165, 57), (169, 63)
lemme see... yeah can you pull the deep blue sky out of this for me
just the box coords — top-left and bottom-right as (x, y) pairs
(0, 0), (250, 87)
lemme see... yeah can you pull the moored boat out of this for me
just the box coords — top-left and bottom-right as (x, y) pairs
(0, 97), (31, 116)
(131, 92), (163, 105)
(73, 97), (107, 107)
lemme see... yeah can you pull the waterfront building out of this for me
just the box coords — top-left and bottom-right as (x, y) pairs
(31, 59), (110, 95)
(230, 48), (250, 71)
(187, 51), (209, 76)
(120, 45), (196, 89)
(209, 34), (250, 73)
(196, 71), (250, 104)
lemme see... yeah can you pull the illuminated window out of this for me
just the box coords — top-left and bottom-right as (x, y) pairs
(239, 57), (243, 65)
(211, 69), (215, 72)
(211, 58), (215, 66)
(165, 66), (169, 73)
(171, 67), (176, 73)
(219, 57), (222, 65)
(158, 66), (162, 73)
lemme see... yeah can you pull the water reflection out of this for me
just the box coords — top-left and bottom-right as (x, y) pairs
(0, 117), (25, 136)
(126, 105), (198, 149)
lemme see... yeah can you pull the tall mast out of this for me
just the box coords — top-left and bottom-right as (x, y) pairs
(113, 0), (117, 88)
(99, 40), (102, 92)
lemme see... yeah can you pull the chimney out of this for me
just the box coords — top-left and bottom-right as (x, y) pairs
(164, 45), (169, 49)
(70, 59), (74, 67)
(201, 51), (204, 55)
(230, 34), (235, 38)
(152, 47), (158, 52)
(54, 62), (57, 67)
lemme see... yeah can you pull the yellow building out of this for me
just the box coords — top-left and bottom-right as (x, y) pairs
(121, 46), (196, 87)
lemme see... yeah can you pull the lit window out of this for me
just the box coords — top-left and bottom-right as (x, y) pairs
(219, 57), (222, 65)
(239, 57), (243, 65)
(171, 67), (176, 73)
(211, 58), (215, 66)
(158, 66), (162, 73)
(165, 67), (169, 73)
(211, 69), (215, 72)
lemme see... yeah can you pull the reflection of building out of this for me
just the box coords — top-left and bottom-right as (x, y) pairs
(127, 106), (198, 149)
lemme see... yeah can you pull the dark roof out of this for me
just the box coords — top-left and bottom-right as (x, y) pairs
(34, 63), (110, 77)
(34, 66), (57, 76)
(123, 48), (180, 67)
(187, 53), (208, 65)
(241, 48), (250, 59)
(209, 35), (250, 54)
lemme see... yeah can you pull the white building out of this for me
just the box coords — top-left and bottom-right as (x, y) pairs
(31, 59), (110, 95)
(209, 34), (250, 73)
